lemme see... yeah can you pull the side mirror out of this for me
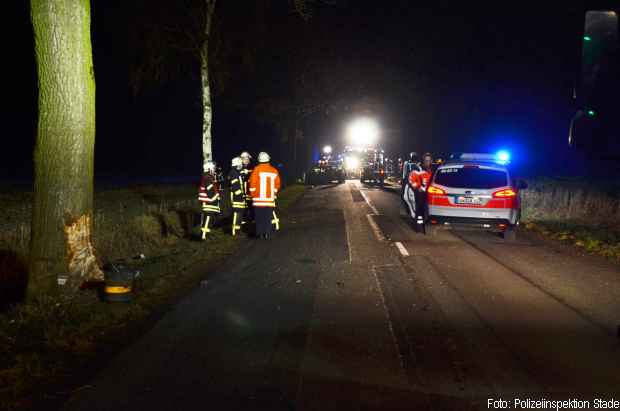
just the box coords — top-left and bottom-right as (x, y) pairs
(515, 179), (528, 190)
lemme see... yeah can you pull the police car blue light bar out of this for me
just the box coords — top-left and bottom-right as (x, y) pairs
(495, 150), (510, 164)
(449, 152), (511, 164)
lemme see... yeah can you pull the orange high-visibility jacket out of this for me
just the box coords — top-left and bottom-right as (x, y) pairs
(248, 163), (281, 207)
(408, 168), (432, 191)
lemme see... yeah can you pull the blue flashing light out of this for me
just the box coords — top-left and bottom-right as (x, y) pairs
(496, 150), (510, 164)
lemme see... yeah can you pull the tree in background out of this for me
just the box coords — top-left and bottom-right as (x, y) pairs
(126, 0), (344, 178)
(29, 0), (104, 297)
(128, 0), (218, 168)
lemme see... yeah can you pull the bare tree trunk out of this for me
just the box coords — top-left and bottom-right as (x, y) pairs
(201, 0), (217, 167)
(29, 0), (103, 297)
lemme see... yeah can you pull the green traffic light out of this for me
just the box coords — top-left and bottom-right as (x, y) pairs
(583, 35), (592, 41)
(587, 110), (596, 117)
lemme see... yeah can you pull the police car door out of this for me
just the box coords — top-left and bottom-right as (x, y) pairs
(402, 164), (419, 219)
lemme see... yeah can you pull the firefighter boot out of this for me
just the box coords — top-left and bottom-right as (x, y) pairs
(272, 210), (280, 231)
(201, 214), (211, 240)
(232, 211), (243, 236)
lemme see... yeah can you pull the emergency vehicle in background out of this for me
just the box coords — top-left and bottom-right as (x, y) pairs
(306, 153), (346, 185)
(359, 147), (387, 187)
(424, 152), (527, 241)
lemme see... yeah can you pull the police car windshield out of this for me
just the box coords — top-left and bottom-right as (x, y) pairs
(434, 166), (507, 189)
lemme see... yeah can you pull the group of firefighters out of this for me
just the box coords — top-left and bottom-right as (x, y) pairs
(197, 149), (435, 239)
(400, 151), (436, 229)
(198, 151), (281, 240)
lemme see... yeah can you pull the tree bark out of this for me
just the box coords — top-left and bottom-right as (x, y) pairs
(201, 0), (217, 167)
(29, 0), (103, 297)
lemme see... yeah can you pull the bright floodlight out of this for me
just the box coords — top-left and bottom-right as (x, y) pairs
(344, 156), (360, 171)
(347, 118), (379, 147)
(323, 145), (332, 154)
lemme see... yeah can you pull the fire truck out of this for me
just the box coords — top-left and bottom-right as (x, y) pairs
(360, 147), (386, 187)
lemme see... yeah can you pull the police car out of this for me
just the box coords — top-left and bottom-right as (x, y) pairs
(425, 152), (527, 241)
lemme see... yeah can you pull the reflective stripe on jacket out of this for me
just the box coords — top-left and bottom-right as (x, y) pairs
(228, 168), (246, 209)
(240, 167), (253, 200)
(198, 173), (221, 212)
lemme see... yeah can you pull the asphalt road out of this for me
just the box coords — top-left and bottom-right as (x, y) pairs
(63, 181), (620, 411)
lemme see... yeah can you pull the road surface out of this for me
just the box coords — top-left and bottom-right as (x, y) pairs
(64, 181), (620, 411)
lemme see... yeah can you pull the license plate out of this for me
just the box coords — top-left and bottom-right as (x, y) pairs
(456, 196), (481, 205)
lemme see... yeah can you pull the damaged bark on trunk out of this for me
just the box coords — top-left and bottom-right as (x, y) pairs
(29, 0), (103, 297)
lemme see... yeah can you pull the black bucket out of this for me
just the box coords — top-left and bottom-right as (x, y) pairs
(103, 263), (139, 303)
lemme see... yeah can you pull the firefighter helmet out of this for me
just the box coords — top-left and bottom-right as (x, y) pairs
(231, 157), (242, 168)
(203, 161), (216, 173)
(258, 152), (270, 163)
(240, 151), (252, 159)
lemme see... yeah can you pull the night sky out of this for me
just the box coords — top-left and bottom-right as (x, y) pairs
(5, 1), (617, 185)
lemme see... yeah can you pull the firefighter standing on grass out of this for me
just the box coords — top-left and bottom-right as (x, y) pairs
(228, 156), (246, 236)
(240, 151), (254, 223)
(198, 161), (221, 240)
(249, 152), (281, 239)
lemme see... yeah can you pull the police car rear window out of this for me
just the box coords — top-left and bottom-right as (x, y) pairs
(434, 167), (507, 189)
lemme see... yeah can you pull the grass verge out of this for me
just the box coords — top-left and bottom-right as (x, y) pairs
(524, 220), (620, 263)
(0, 183), (307, 411)
(521, 177), (620, 263)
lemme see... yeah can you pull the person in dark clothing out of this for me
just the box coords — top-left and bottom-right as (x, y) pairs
(240, 151), (254, 224)
(414, 152), (434, 226)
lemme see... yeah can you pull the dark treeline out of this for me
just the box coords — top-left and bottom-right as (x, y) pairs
(6, 1), (601, 183)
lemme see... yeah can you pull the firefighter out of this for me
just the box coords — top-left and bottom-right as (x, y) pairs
(198, 161), (221, 240)
(240, 151), (254, 223)
(248, 152), (281, 239)
(228, 156), (246, 236)
(408, 152), (433, 230)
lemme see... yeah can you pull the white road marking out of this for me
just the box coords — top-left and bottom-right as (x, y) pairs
(345, 214), (353, 264)
(394, 241), (409, 257)
(366, 214), (386, 241)
(359, 189), (379, 215)
(371, 265), (406, 372)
